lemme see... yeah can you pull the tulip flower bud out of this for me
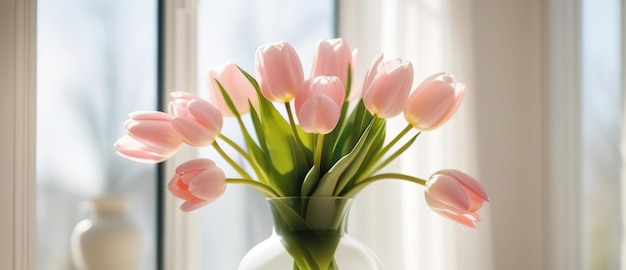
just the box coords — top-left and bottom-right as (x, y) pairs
(404, 72), (465, 131)
(310, 38), (353, 91)
(424, 169), (489, 228)
(207, 62), (258, 117)
(255, 41), (304, 102)
(167, 158), (227, 212)
(168, 92), (223, 147)
(295, 76), (345, 134)
(361, 53), (414, 118)
(114, 111), (183, 164)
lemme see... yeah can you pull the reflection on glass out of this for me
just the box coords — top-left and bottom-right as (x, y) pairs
(195, 0), (335, 268)
(581, 0), (622, 268)
(36, 0), (157, 269)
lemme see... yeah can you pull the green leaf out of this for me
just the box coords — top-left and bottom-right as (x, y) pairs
(237, 65), (310, 195)
(237, 65), (261, 92)
(344, 64), (352, 101)
(215, 78), (271, 184)
(333, 118), (385, 195)
(330, 100), (373, 163)
(312, 118), (376, 197)
(300, 165), (320, 197)
(295, 124), (314, 159)
(357, 132), (420, 182)
(244, 105), (270, 180)
(215, 79), (241, 118)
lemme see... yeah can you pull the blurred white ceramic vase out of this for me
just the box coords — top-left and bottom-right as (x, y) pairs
(71, 196), (141, 270)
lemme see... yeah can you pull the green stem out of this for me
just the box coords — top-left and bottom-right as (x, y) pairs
(343, 173), (427, 197)
(368, 132), (420, 175)
(314, 133), (325, 174)
(357, 123), (414, 178)
(379, 124), (413, 161)
(284, 102), (311, 164)
(212, 141), (252, 179)
(218, 134), (268, 184)
(226, 178), (282, 197)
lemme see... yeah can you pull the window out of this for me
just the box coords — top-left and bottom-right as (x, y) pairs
(36, 0), (158, 269)
(581, 0), (622, 268)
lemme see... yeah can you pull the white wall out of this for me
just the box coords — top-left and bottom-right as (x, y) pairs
(339, 0), (578, 269)
(472, 1), (544, 269)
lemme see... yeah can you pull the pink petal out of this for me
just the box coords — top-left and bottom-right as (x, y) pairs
(167, 176), (195, 200)
(362, 53), (384, 95)
(255, 41), (303, 102)
(362, 59), (413, 118)
(114, 135), (177, 164)
(412, 72), (445, 92)
(431, 83), (465, 128)
(466, 211), (482, 222)
(188, 168), (226, 201)
(280, 43), (304, 96)
(128, 111), (173, 121)
(208, 62), (258, 116)
(425, 195), (477, 228)
(438, 209), (478, 228)
(171, 117), (215, 146)
(404, 73), (466, 131)
(310, 38), (352, 87)
(180, 199), (211, 212)
(438, 169), (489, 201)
(426, 174), (471, 211)
(297, 95), (341, 134)
(170, 91), (197, 101)
(175, 158), (216, 174)
(405, 81), (456, 129)
(187, 99), (223, 136)
(124, 119), (182, 151)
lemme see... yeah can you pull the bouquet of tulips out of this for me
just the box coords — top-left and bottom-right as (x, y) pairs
(114, 38), (488, 229)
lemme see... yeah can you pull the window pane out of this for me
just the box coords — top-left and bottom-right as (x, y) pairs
(36, 0), (158, 269)
(581, 0), (622, 268)
(195, 1), (335, 268)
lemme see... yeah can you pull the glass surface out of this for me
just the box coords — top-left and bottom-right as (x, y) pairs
(36, 0), (158, 269)
(195, 0), (335, 268)
(239, 197), (383, 270)
(580, 0), (622, 268)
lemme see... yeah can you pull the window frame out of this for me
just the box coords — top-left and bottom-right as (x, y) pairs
(543, 0), (583, 269)
(160, 0), (200, 269)
(0, 0), (37, 269)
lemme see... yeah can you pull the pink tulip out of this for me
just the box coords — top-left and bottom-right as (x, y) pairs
(424, 169), (489, 228)
(295, 76), (345, 134)
(167, 158), (227, 212)
(361, 53), (414, 118)
(114, 111), (183, 164)
(168, 92), (223, 147)
(207, 62), (258, 117)
(255, 41), (304, 102)
(404, 72), (465, 131)
(310, 38), (353, 91)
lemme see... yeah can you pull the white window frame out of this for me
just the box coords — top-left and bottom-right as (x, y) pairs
(0, 0), (37, 269)
(544, 0), (583, 268)
(161, 0), (201, 269)
(0, 0), (606, 269)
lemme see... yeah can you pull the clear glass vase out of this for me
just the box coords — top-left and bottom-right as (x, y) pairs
(239, 197), (383, 270)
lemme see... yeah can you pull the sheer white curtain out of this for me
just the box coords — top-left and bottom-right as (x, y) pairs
(340, 1), (544, 269)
